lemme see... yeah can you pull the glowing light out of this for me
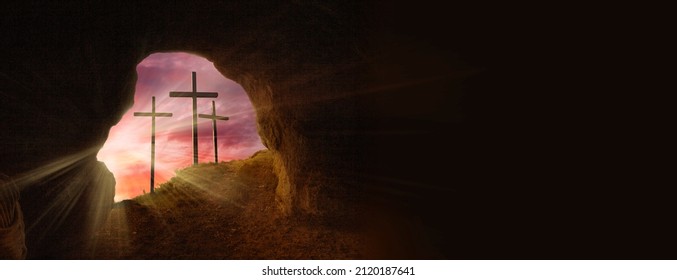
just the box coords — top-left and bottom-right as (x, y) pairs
(97, 52), (265, 201)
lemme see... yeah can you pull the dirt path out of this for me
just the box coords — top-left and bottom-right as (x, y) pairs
(88, 150), (363, 259)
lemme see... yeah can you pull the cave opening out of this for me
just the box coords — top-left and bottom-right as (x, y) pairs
(97, 52), (266, 202)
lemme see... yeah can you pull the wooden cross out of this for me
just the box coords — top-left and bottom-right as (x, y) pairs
(169, 71), (218, 165)
(199, 100), (229, 163)
(134, 96), (173, 193)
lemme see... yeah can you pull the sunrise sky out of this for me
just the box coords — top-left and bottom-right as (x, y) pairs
(97, 52), (265, 201)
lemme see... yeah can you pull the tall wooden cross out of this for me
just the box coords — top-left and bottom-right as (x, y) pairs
(199, 100), (229, 163)
(169, 71), (218, 165)
(133, 96), (173, 193)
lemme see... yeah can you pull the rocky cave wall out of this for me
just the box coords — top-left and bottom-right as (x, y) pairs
(2, 0), (519, 259)
(5, 0), (647, 260)
(1, 1), (369, 258)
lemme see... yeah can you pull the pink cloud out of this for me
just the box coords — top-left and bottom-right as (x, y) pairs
(98, 52), (265, 201)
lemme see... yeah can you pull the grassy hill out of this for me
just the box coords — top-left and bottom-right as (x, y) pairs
(85, 150), (362, 259)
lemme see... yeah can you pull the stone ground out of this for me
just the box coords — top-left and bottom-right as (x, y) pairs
(85, 150), (363, 259)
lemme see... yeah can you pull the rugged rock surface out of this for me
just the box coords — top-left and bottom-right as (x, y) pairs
(1, 1), (656, 259)
(90, 150), (363, 259)
(2, 1), (369, 258)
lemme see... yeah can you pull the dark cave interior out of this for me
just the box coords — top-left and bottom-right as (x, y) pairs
(0, 1), (667, 259)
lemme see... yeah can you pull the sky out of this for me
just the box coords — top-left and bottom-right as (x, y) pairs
(97, 52), (266, 201)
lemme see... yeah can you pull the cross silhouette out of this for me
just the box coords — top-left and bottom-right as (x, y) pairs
(169, 72), (218, 165)
(199, 101), (229, 163)
(134, 96), (173, 193)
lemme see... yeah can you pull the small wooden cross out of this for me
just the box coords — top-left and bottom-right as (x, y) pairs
(199, 100), (229, 163)
(169, 72), (218, 165)
(134, 96), (173, 193)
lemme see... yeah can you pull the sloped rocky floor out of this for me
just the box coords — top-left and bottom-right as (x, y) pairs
(87, 150), (363, 259)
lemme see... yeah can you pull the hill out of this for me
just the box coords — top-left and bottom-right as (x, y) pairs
(86, 150), (363, 259)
